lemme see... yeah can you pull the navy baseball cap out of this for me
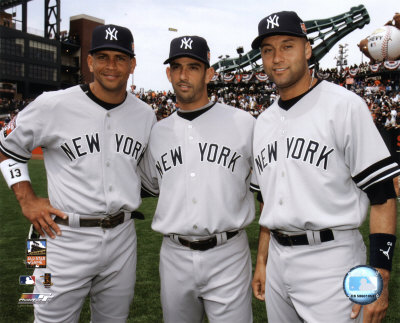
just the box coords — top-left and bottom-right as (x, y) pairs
(164, 35), (210, 67)
(89, 24), (135, 56)
(251, 11), (308, 49)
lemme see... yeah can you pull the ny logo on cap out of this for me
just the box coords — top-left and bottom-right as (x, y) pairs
(266, 15), (279, 29)
(180, 37), (193, 50)
(105, 27), (118, 41)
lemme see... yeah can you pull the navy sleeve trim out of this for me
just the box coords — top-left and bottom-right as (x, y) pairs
(140, 184), (159, 197)
(250, 182), (260, 192)
(353, 157), (400, 190)
(0, 142), (29, 163)
(365, 178), (397, 205)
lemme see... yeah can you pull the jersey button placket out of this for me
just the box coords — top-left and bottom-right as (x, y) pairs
(103, 111), (114, 210)
(187, 123), (197, 205)
(280, 113), (287, 137)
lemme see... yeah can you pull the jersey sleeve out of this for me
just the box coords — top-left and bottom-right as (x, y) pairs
(345, 96), (400, 191)
(137, 144), (159, 197)
(0, 96), (49, 162)
(249, 170), (260, 192)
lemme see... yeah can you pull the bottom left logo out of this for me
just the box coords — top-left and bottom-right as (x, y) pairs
(18, 293), (54, 305)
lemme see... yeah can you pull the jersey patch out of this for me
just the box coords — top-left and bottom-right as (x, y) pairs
(3, 116), (17, 138)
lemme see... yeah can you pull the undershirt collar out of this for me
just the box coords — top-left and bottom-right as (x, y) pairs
(80, 84), (127, 110)
(177, 101), (217, 121)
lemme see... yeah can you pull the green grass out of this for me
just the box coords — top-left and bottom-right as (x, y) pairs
(0, 160), (399, 322)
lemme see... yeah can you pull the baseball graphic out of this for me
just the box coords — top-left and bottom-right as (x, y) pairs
(367, 25), (400, 61)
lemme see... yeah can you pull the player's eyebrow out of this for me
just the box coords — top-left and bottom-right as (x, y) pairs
(261, 38), (297, 48)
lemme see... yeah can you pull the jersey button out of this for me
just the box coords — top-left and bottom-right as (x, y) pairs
(109, 186), (113, 192)
(106, 162), (110, 167)
(192, 198), (197, 204)
(106, 113), (110, 118)
(189, 136), (194, 140)
(193, 225), (198, 229)
(279, 199), (283, 205)
(188, 124), (193, 129)
(280, 116), (285, 121)
(190, 172), (196, 177)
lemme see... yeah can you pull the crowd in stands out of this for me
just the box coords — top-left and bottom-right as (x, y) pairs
(136, 70), (400, 131)
(1, 63), (399, 130)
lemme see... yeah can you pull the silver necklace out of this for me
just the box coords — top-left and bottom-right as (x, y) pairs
(309, 71), (315, 90)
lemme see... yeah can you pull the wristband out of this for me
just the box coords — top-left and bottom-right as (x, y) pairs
(369, 233), (396, 271)
(0, 159), (31, 188)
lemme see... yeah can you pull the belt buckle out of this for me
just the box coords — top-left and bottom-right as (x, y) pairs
(273, 231), (292, 246)
(100, 215), (113, 229)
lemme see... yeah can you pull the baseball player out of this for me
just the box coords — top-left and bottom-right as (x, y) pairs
(139, 36), (256, 323)
(0, 24), (155, 322)
(250, 11), (399, 323)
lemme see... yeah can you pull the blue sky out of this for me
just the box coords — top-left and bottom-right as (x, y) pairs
(5, 0), (399, 91)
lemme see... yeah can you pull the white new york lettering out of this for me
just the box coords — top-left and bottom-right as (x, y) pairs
(180, 37), (193, 49)
(105, 27), (118, 40)
(266, 15), (279, 29)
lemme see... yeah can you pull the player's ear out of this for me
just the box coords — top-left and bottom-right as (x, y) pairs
(87, 54), (94, 73)
(130, 57), (136, 74)
(205, 66), (215, 85)
(166, 66), (172, 83)
(305, 41), (312, 61)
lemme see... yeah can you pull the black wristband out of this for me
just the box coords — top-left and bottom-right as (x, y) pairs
(369, 233), (396, 271)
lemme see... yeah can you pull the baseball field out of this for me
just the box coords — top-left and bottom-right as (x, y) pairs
(0, 159), (399, 322)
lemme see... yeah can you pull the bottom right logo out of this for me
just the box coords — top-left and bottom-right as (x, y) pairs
(343, 265), (383, 305)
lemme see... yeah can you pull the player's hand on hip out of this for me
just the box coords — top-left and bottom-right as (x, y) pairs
(350, 268), (390, 323)
(20, 195), (67, 239)
(252, 263), (266, 301)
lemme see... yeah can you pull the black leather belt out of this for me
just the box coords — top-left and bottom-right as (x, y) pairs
(272, 229), (334, 246)
(177, 231), (239, 251)
(54, 211), (144, 229)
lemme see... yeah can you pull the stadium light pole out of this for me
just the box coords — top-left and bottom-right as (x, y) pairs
(236, 46), (244, 74)
(336, 43), (349, 74)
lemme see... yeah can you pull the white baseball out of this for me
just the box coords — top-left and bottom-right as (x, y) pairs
(367, 25), (400, 61)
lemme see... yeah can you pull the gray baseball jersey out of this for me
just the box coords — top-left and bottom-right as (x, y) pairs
(0, 85), (156, 215)
(142, 102), (256, 235)
(0, 84), (156, 322)
(252, 80), (400, 322)
(140, 102), (256, 322)
(252, 80), (400, 231)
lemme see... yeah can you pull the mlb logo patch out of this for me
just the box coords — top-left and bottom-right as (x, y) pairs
(349, 276), (377, 291)
(19, 276), (36, 285)
(300, 23), (307, 34)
